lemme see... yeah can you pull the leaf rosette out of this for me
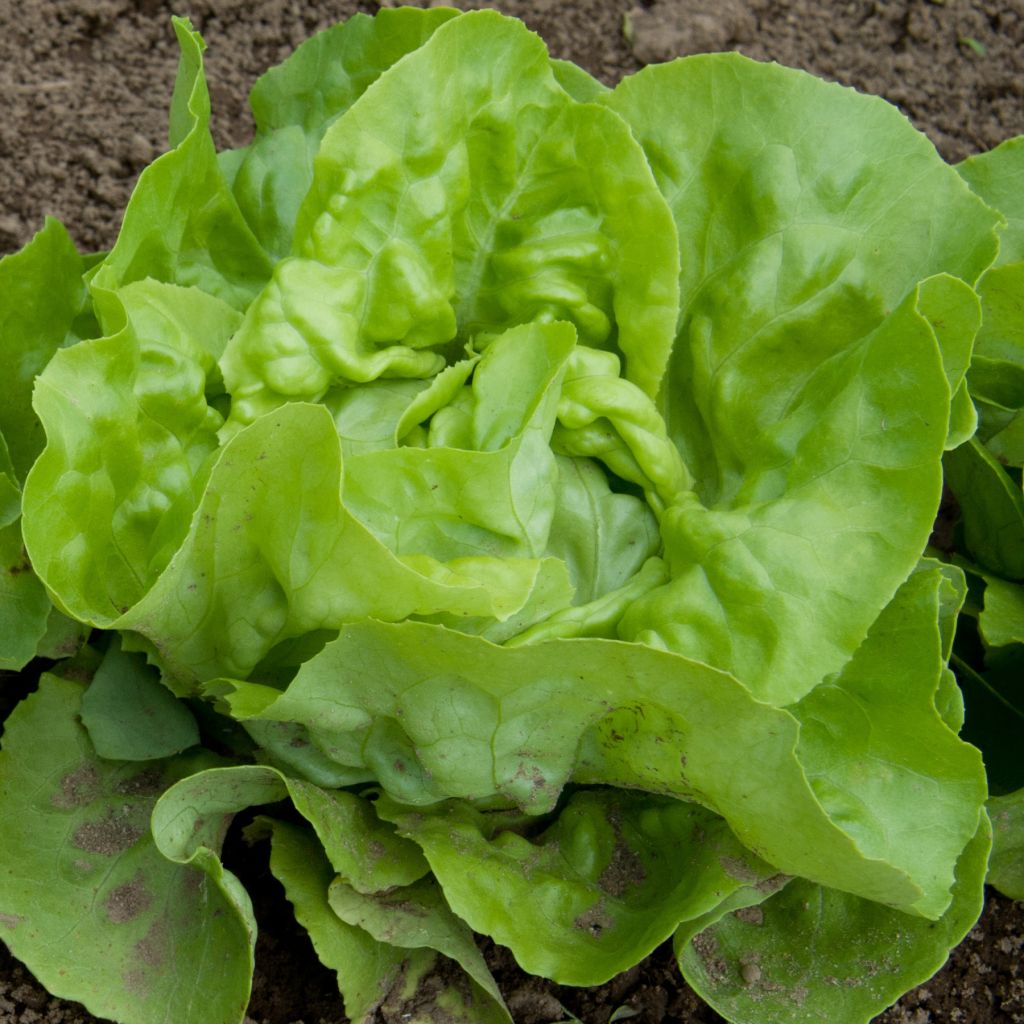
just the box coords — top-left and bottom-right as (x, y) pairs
(0, 9), (1013, 1024)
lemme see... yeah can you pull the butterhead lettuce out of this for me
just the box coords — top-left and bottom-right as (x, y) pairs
(0, 9), (1015, 1024)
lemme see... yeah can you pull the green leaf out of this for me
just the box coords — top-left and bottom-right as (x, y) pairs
(987, 788), (1024, 899)
(90, 18), (272, 313)
(23, 280), (237, 626)
(0, 218), (88, 482)
(979, 574), (1024, 648)
(80, 636), (199, 760)
(220, 10), (679, 427)
(677, 815), (991, 1024)
(943, 437), (1024, 579)
(0, 677), (253, 1024)
(605, 55), (1000, 704)
(116, 403), (564, 687)
(327, 875), (510, 1017)
(791, 565), (986, 919)
(228, 7), (459, 257)
(377, 789), (780, 986)
(958, 135), (1024, 266)
(257, 817), (406, 1023)
(215, 618), (982, 916)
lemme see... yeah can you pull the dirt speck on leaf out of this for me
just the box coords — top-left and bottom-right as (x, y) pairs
(691, 930), (729, 985)
(52, 764), (101, 809)
(105, 874), (151, 924)
(73, 809), (144, 856)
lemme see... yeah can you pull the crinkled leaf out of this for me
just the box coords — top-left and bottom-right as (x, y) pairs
(227, 7), (459, 257)
(220, 11), (679, 427)
(215, 618), (981, 915)
(605, 56), (999, 704)
(116, 403), (562, 687)
(0, 677), (253, 1024)
(377, 789), (779, 986)
(677, 816), (990, 1024)
(80, 636), (199, 761)
(987, 788), (1024, 899)
(23, 280), (237, 626)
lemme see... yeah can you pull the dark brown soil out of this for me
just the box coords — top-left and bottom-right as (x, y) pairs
(1, 1), (1023, 1022)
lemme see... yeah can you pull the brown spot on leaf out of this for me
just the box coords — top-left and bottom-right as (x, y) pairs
(733, 905), (764, 926)
(115, 767), (165, 797)
(73, 809), (144, 856)
(52, 764), (101, 809)
(692, 930), (728, 984)
(135, 917), (168, 967)
(106, 874), (151, 923)
(574, 902), (614, 937)
(0, 913), (24, 930)
(720, 855), (762, 884)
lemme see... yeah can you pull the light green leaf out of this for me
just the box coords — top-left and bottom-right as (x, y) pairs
(678, 815), (991, 1024)
(220, 10), (679, 427)
(116, 403), (563, 687)
(23, 280), (237, 626)
(228, 7), (459, 257)
(377, 789), (779, 986)
(605, 56), (1000, 704)
(791, 565), (986, 919)
(90, 18), (272, 313)
(987, 788), (1024, 899)
(620, 280), (957, 704)
(958, 134), (1024, 266)
(80, 636), (199, 761)
(215, 619), (982, 916)
(0, 677), (253, 1024)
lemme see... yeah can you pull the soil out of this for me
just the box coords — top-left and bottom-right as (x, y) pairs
(1, 0), (1023, 1022)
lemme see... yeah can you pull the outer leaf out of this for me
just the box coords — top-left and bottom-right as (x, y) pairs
(220, 10), (679, 427)
(377, 789), (780, 986)
(605, 56), (1000, 705)
(90, 18), (272, 314)
(0, 217), (88, 481)
(958, 134), (1024, 266)
(327, 875), (510, 1018)
(987, 788), (1024, 899)
(258, 817), (406, 1023)
(980, 574), (1024, 648)
(943, 437), (1024, 579)
(154, 763), (427, 895)
(791, 566), (986, 919)
(0, 677), (253, 1024)
(620, 280), (960, 704)
(677, 816), (991, 1024)
(80, 636), (199, 761)
(23, 281), (237, 626)
(228, 7), (459, 257)
(116, 403), (563, 686)
(215, 619), (981, 915)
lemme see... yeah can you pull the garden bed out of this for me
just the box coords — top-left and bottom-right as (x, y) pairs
(0, 1), (1022, 1022)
